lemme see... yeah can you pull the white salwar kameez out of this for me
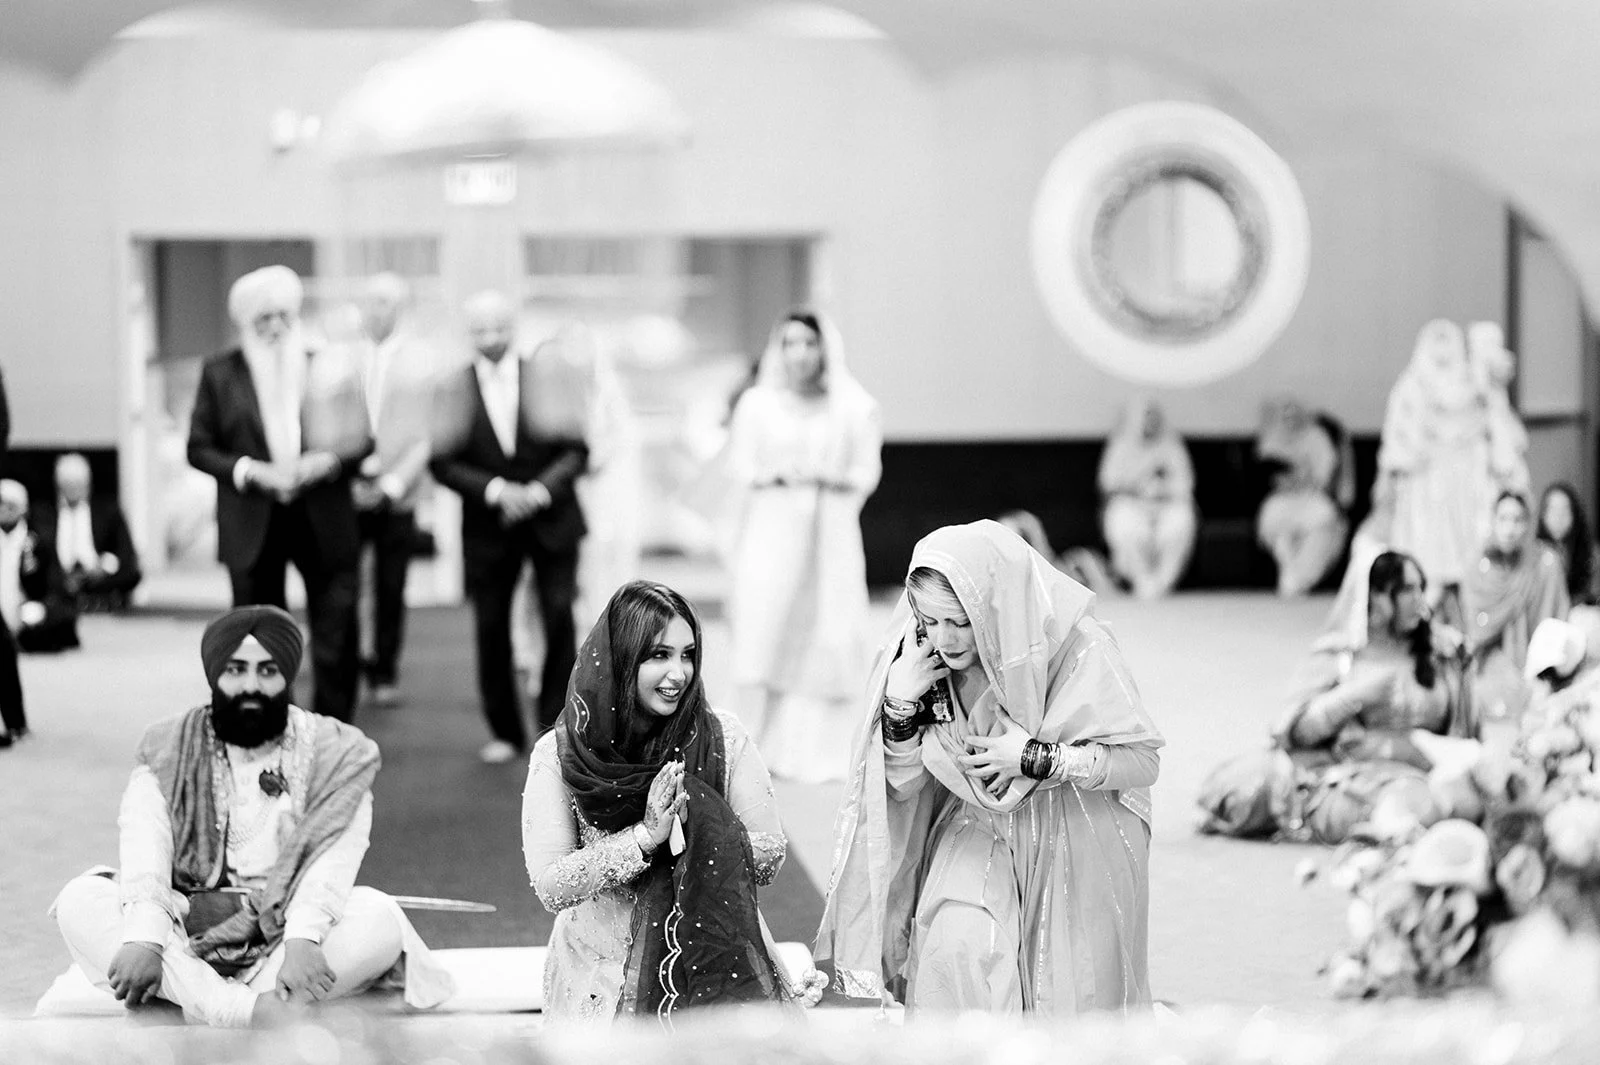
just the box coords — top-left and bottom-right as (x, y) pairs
(725, 327), (882, 784)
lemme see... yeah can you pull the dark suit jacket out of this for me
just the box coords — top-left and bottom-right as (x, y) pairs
(186, 348), (373, 571)
(31, 496), (143, 594)
(430, 361), (588, 583)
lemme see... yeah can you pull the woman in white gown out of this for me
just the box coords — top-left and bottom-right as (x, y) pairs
(726, 310), (882, 783)
(1376, 319), (1494, 599)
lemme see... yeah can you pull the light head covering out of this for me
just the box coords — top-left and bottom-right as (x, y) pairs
(1526, 618), (1587, 681)
(891, 520), (1163, 816)
(227, 266), (305, 328)
(200, 605), (303, 689)
(756, 309), (852, 394)
(0, 479), (27, 509)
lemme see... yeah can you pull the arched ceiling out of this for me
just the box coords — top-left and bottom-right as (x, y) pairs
(7, 0), (1600, 308)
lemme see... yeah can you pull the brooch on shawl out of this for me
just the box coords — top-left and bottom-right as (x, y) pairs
(259, 767), (289, 797)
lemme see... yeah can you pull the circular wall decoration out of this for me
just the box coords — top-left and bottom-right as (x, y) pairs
(1030, 102), (1310, 388)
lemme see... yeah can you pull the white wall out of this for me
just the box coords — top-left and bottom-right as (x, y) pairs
(0, 30), (1517, 448)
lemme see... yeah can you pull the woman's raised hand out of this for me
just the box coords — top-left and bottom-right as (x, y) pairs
(642, 761), (689, 848)
(885, 621), (950, 703)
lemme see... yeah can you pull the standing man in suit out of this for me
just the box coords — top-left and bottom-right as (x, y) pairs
(0, 366), (21, 746)
(186, 266), (372, 723)
(351, 273), (435, 708)
(430, 290), (587, 763)
(36, 452), (143, 612)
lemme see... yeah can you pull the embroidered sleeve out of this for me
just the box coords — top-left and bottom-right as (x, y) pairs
(118, 765), (181, 944)
(522, 741), (648, 914)
(532, 823), (650, 914)
(719, 711), (788, 885)
(747, 831), (787, 887)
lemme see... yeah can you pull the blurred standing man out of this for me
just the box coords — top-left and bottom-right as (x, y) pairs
(430, 291), (587, 763)
(36, 452), (144, 612)
(0, 368), (24, 746)
(351, 274), (433, 708)
(187, 266), (372, 723)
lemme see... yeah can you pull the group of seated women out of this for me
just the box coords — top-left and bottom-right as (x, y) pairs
(1200, 483), (1600, 845)
(522, 520), (1165, 1023)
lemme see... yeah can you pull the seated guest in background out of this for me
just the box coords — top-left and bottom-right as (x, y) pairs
(0, 479), (79, 653)
(1276, 549), (1473, 843)
(522, 581), (792, 1022)
(1098, 396), (1197, 599)
(51, 606), (451, 1028)
(351, 273), (435, 708)
(187, 265), (372, 723)
(1457, 490), (1569, 722)
(1255, 399), (1355, 598)
(994, 509), (1120, 596)
(1198, 549), (1476, 845)
(1536, 482), (1600, 606)
(36, 452), (142, 612)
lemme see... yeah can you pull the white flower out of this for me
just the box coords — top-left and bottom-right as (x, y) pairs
(1544, 797), (1600, 869)
(1492, 911), (1600, 1009)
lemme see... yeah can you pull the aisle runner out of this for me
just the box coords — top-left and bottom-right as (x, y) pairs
(357, 608), (828, 951)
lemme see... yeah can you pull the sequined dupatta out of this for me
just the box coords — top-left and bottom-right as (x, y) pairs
(556, 601), (788, 1022)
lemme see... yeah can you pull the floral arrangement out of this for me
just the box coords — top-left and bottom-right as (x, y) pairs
(1314, 675), (1600, 1001)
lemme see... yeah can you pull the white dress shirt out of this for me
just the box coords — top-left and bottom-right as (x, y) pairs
(55, 500), (98, 572)
(0, 522), (24, 630)
(474, 354), (521, 459)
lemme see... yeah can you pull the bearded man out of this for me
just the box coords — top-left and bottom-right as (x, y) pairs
(51, 606), (451, 1027)
(187, 265), (371, 722)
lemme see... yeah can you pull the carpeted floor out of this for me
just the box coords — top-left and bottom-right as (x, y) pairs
(2, 586), (1358, 1019)
(355, 607), (825, 950)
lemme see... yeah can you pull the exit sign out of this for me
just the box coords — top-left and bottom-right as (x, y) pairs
(444, 160), (517, 206)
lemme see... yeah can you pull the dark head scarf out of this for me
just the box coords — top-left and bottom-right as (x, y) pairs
(200, 605), (303, 688)
(556, 581), (790, 1022)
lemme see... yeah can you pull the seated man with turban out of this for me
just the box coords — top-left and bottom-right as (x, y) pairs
(51, 606), (451, 1027)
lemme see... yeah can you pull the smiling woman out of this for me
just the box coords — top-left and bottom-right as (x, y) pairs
(521, 580), (799, 1022)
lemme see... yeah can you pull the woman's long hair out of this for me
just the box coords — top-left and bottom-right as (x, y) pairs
(605, 581), (710, 764)
(1369, 550), (1436, 688)
(1538, 482), (1593, 599)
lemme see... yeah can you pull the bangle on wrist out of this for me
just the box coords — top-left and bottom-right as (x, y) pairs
(882, 710), (920, 743)
(633, 822), (656, 855)
(1021, 739), (1056, 781)
(882, 694), (920, 720)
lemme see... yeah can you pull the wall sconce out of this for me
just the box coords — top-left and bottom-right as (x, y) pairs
(270, 108), (323, 153)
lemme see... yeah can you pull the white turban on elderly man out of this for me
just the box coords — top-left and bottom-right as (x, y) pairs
(227, 265), (368, 458)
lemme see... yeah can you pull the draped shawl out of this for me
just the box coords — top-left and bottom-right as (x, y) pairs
(135, 705), (379, 971)
(555, 598), (789, 1021)
(814, 520), (1164, 1001)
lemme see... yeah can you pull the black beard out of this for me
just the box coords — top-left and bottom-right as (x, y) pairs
(210, 688), (291, 748)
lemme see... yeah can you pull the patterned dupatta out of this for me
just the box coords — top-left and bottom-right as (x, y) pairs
(555, 597), (789, 1022)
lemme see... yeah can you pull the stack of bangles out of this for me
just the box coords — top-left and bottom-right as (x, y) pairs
(881, 695), (921, 741)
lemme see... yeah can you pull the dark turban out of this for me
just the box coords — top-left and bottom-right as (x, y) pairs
(200, 605), (303, 688)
